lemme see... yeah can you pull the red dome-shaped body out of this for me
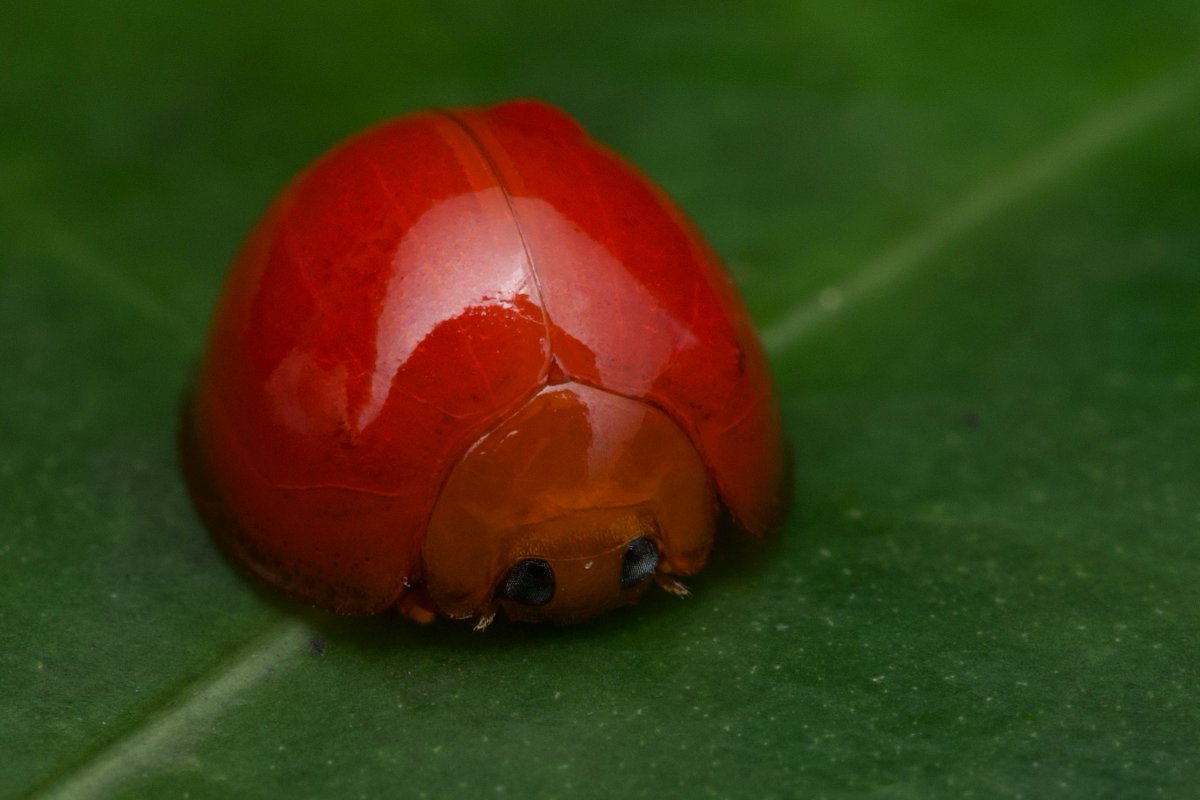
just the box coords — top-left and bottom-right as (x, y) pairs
(190, 100), (786, 623)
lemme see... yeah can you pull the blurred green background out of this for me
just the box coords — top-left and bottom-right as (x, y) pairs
(3, 2), (1199, 798)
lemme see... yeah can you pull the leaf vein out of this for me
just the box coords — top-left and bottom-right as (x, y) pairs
(27, 620), (312, 800)
(761, 60), (1200, 354)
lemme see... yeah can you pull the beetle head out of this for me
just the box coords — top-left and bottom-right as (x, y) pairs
(421, 383), (714, 625)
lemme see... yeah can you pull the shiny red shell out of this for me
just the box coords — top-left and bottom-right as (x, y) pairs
(190, 100), (786, 622)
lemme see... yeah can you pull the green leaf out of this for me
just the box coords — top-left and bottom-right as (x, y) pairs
(3, 2), (1199, 797)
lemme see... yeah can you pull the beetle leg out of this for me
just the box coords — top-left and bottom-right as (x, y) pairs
(473, 605), (497, 632)
(655, 574), (691, 598)
(396, 587), (438, 624)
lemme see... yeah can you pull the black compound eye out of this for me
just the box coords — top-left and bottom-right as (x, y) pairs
(501, 559), (555, 606)
(620, 537), (659, 588)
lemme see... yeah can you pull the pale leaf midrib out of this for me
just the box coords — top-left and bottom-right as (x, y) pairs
(761, 60), (1200, 355)
(27, 620), (312, 800)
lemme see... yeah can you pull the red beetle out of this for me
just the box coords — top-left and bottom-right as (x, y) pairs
(188, 100), (786, 627)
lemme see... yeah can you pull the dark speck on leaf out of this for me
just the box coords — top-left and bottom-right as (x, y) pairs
(963, 412), (981, 429)
(309, 636), (327, 656)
